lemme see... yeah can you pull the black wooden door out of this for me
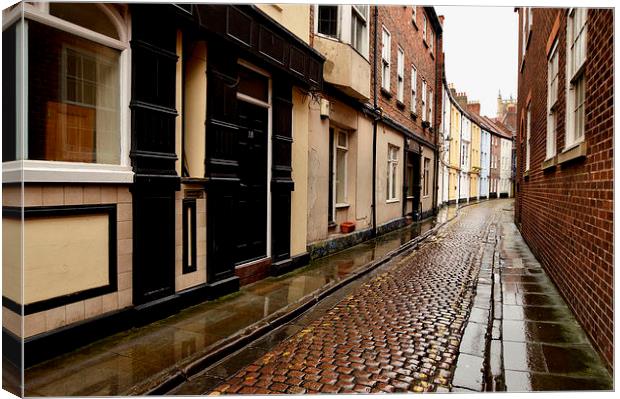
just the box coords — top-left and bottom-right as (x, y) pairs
(236, 100), (268, 264)
(409, 152), (422, 218)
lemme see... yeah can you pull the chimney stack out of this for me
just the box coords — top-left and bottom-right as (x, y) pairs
(467, 101), (481, 115)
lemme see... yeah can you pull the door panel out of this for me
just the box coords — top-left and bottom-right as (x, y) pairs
(235, 100), (268, 264)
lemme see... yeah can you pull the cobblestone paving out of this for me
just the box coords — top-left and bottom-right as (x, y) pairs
(209, 201), (503, 394)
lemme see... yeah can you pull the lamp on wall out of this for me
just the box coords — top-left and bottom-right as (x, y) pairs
(320, 98), (330, 119)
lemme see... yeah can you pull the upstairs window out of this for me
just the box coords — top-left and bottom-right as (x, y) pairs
(410, 66), (417, 113)
(397, 47), (405, 102)
(428, 90), (433, 127)
(565, 8), (587, 148)
(381, 27), (391, 91)
(423, 14), (427, 42)
(546, 40), (559, 159)
(526, 105), (531, 171)
(429, 30), (434, 53)
(351, 5), (368, 54)
(412, 6), (417, 26)
(317, 5), (338, 38)
(421, 79), (427, 121)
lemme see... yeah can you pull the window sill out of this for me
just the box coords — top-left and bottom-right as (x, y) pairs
(386, 199), (400, 204)
(396, 100), (406, 110)
(541, 156), (557, 170)
(412, 20), (418, 30)
(410, 111), (418, 120)
(380, 87), (392, 99)
(2, 160), (134, 184)
(423, 39), (428, 48)
(335, 203), (350, 209)
(558, 141), (587, 164)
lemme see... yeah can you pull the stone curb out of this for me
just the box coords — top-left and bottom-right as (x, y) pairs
(135, 203), (475, 395)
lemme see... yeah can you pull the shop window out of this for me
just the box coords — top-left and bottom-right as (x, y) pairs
(28, 21), (120, 164)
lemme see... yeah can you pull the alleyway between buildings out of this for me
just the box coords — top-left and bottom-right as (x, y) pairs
(22, 200), (612, 395)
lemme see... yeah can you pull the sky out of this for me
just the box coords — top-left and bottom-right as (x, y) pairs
(435, 6), (518, 118)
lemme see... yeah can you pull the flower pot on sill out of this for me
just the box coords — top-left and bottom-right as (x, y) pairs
(340, 221), (356, 234)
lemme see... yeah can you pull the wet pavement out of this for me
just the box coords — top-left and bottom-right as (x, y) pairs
(484, 203), (613, 392)
(22, 206), (456, 396)
(169, 199), (612, 395)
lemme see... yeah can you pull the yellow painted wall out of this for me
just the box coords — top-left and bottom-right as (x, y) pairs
(448, 104), (461, 201)
(470, 174), (478, 199)
(291, 87), (309, 256)
(183, 39), (207, 178)
(471, 122), (481, 170)
(256, 4), (310, 44)
(23, 214), (110, 305)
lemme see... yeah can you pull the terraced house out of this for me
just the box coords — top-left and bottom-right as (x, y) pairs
(515, 6), (613, 369)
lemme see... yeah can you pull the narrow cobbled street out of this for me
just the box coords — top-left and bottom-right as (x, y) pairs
(165, 200), (551, 394)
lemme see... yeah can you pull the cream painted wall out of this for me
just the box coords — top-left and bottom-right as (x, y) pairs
(2, 218), (22, 304)
(314, 36), (371, 100)
(291, 88), (309, 256)
(183, 40), (207, 178)
(307, 104), (330, 243)
(23, 214), (109, 304)
(376, 124), (404, 226)
(354, 116), (373, 229)
(256, 4), (310, 44)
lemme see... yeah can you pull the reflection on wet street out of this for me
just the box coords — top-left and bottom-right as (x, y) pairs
(24, 207), (457, 396)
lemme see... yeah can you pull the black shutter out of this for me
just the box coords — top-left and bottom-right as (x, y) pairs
(271, 79), (293, 263)
(205, 40), (241, 283)
(129, 5), (179, 305)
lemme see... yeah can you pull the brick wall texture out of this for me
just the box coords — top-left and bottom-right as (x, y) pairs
(370, 6), (441, 142)
(515, 8), (613, 369)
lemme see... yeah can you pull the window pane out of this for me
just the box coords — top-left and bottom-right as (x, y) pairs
(336, 148), (346, 203)
(28, 21), (120, 164)
(50, 3), (120, 40)
(318, 5), (338, 37)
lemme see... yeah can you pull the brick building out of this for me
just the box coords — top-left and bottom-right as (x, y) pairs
(515, 7), (613, 369)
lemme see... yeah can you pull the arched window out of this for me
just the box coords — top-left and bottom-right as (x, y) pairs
(3, 2), (131, 182)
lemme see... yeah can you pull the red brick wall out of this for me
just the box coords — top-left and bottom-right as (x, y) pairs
(515, 8), (613, 369)
(370, 6), (440, 145)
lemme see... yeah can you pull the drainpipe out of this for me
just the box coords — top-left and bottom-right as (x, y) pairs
(432, 45), (441, 215)
(371, 5), (378, 237)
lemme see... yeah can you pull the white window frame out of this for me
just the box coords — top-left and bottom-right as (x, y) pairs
(396, 46), (404, 102)
(428, 89), (433, 127)
(421, 79), (427, 122)
(429, 29), (434, 54)
(3, 3), (132, 183)
(350, 4), (369, 56)
(381, 26), (391, 91)
(315, 4), (339, 39)
(423, 14), (427, 43)
(526, 105), (531, 171)
(387, 144), (399, 202)
(521, 8), (527, 60)
(410, 65), (417, 114)
(412, 6), (417, 26)
(334, 129), (349, 206)
(546, 40), (559, 159)
(423, 157), (430, 197)
(565, 8), (588, 149)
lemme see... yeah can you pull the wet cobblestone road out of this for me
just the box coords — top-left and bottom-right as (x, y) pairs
(207, 201), (503, 394)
